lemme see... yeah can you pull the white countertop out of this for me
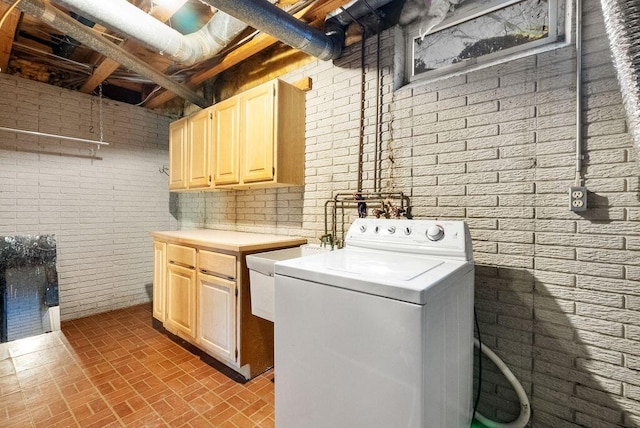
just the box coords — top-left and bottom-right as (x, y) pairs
(150, 229), (308, 253)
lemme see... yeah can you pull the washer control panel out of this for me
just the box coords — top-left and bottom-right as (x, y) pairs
(345, 219), (472, 261)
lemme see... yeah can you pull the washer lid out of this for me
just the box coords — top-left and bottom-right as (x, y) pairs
(275, 248), (473, 305)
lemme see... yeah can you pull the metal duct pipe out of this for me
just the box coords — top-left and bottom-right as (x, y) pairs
(600, 0), (640, 152)
(50, 0), (249, 66)
(202, 0), (395, 61)
(4, 0), (210, 107)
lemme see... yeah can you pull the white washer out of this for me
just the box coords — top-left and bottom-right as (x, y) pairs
(274, 218), (475, 428)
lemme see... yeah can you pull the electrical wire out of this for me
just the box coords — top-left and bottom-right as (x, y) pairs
(472, 307), (482, 426)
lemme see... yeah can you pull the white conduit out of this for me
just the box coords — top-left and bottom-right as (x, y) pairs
(473, 338), (531, 428)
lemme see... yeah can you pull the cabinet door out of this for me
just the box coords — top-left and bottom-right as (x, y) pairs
(152, 241), (166, 322)
(166, 263), (197, 339)
(241, 83), (275, 183)
(213, 97), (240, 185)
(197, 272), (237, 363)
(188, 108), (212, 188)
(169, 118), (188, 190)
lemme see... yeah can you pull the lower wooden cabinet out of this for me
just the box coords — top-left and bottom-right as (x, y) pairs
(152, 241), (166, 322)
(151, 233), (306, 380)
(165, 263), (197, 340)
(197, 272), (237, 363)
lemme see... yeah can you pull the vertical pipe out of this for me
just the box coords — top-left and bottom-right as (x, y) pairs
(358, 28), (366, 193)
(373, 30), (381, 193)
(575, 0), (583, 186)
(340, 5), (366, 193)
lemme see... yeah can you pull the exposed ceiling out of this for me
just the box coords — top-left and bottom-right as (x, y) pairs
(0, 0), (396, 110)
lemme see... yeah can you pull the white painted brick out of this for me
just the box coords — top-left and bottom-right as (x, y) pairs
(466, 132), (536, 150)
(468, 182), (534, 195)
(535, 257), (624, 278)
(439, 124), (499, 143)
(578, 248), (640, 266)
(579, 330), (640, 357)
(468, 207), (534, 218)
(435, 171), (496, 185)
(577, 359), (640, 388)
(536, 232), (624, 249)
(498, 170), (536, 183)
(0, 74), (175, 320)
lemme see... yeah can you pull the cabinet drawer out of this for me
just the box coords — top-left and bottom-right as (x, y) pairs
(167, 244), (196, 268)
(198, 250), (236, 279)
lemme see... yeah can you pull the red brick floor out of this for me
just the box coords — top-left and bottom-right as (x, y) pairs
(0, 304), (275, 427)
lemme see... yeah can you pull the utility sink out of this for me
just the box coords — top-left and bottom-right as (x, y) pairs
(247, 245), (329, 322)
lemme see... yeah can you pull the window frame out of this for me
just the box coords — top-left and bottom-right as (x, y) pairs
(405, 0), (564, 82)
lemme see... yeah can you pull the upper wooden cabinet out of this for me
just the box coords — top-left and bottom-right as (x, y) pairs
(169, 78), (305, 192)
(188, 108), (212, 189)
(240, 82), (276, 184)
(169, 110), (213, 190)
(213, 96), (240, 186)
(216, 79), (305, 189)
(169, 118), (187, 191)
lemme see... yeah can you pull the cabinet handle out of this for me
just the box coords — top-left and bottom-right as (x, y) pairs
(200, 269), (236, 281)
(169, 260), (195, 269)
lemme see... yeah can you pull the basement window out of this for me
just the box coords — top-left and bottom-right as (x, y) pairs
(405, 0), (566, 82)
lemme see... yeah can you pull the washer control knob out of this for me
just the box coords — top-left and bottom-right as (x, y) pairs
(387, 226), (396, 234)
(426, 225), (445, 241)
(403, 227), (412, 236)
(374, 226), (380, 234)
(359, 225), (367, 233)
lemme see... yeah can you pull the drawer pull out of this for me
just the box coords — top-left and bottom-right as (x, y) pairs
(169, 260), (195, 269)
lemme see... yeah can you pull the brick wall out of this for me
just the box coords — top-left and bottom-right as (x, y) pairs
(181, 0), (640, 425)
(0, 73), (177, 321)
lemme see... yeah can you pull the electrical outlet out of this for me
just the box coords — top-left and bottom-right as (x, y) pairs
(570, 186), (587, 212)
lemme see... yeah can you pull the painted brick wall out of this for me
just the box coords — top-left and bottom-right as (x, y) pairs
(0, 73), (177, 321)
(178, 0), (640, 425)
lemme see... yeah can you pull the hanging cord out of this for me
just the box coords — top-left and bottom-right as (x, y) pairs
(98, 82), (104, 147)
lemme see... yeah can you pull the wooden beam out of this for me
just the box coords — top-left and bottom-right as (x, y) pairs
(145, 0), (351, 108)
(79, 0), (187, 94)
(292, 77), (312, 92)
(0, 3), (20, 73)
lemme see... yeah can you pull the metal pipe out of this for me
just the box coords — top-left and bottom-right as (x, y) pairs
(50, 0), (249, 66)
(3, 0), (210, 107)
(203, 0), (395, 61)
(575, 0), (583, 186)
(0, 126), (110, 146)
(203, 0), (342, 60)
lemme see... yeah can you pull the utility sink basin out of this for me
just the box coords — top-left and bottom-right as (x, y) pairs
(247, 245), (329, 322)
